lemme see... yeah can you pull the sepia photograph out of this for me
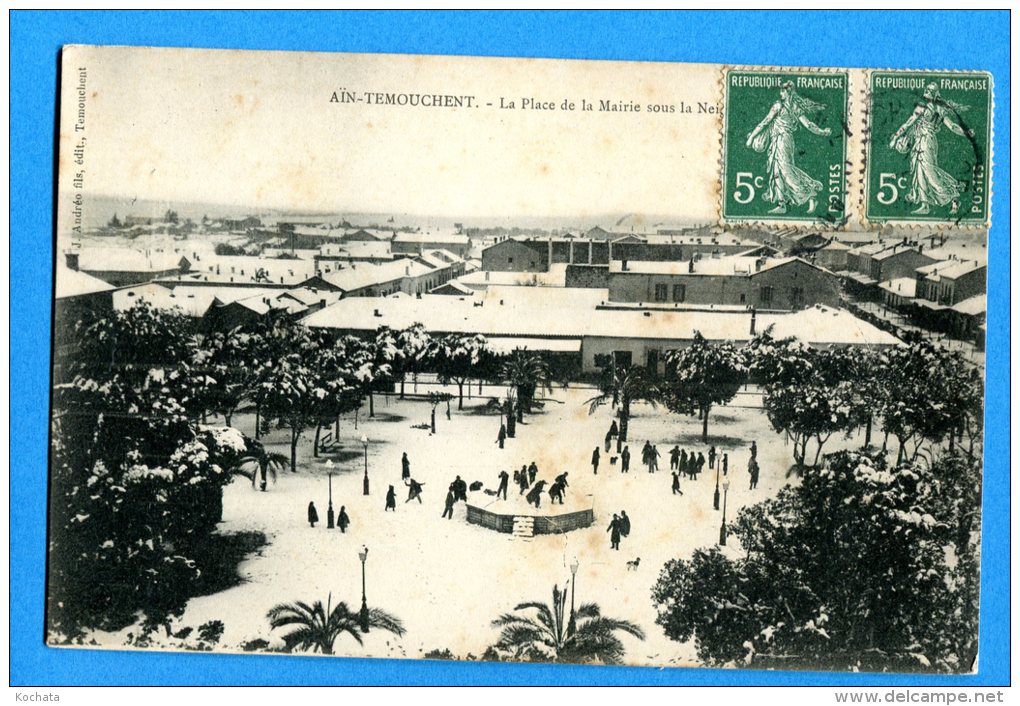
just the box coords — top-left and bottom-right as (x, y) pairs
(11, 10), (1008, 691)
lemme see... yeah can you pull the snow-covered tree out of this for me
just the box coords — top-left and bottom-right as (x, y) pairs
(394, 323), (432, 398)
(500, 349), (553, 422)
(662, 333), (746, 442)
(430, 333), (492, 410)
(651, 450), (980, 673)
(585, 363), (656, 452)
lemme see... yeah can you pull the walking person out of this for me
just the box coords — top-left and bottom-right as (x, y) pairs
(748, 459), (760, 490)
(607, 514), (622, 551)
(497, 423), (506, 450)
(641, 441), (652, 470)
(750, 440), (758, 461)
(518, 466), (530, 495)
(442, 489), (456, 519)
(337, 505), (350, 533)
(669, 445), (681, 472)
(307, 501), (319, 528)
(648, 444), (660, 473)
(620, 445), (631, 473)
(680, 448), (689, 479)
(385, 485), (396, 512)
(591, 447), (600, 475)
(709, 446), (717, 470)
(528, 461), (538, 485)
(696, 452), (706, 480)
(722, 453), (729, 476)
(401, 452), (410, 482)
(619, 510), (631, 539)
(406, 478), (424, 503)
(496, 470), (510, 500)
(604, 429), (613, 453)
(671, 471), (683, 496)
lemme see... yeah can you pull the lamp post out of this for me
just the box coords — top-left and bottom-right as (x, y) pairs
(358, 545), (369, 633)
(361, 435), (369, 496)
(326, 459), (335, 529)
(719, 480), (731, 546)
(713, 459), (721, 511)
(568, 557), (579, 637)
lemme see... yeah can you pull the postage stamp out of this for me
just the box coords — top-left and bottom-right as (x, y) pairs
(864, 71), (992, 225)
(722, 69), (850, 225)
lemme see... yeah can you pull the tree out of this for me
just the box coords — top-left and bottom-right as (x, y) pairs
(500, 349), (553, 422)
(426, 391), (454, 434)
(431, 333), (492, 410)
(226, 438), (290, 492)
(651, 450), (980, 672)
(394, 323), (432, 398)
(490, 585), (645, 665)
(586, 363), (657, 452)
(877, 342), (984, 463)
(661, 333), (746, 442)
(267, 594), (405, 654)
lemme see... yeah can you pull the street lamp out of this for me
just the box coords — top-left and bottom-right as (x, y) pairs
(713, 458), (721, 511)
(326, 459), (335, 529)
(568, 557), (579, 637)
(361, 435), (369, 496)
(358, 545), (369, 633)
(719, 480), (731, 546)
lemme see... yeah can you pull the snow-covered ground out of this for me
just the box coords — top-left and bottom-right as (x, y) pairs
(153, 384), (862, 666)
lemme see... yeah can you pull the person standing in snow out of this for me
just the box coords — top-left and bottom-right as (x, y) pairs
(307, 501), (319, 528)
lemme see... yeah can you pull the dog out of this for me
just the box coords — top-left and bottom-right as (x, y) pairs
(609, 456), (618, 465)
(469, 481), (484, 492)
(625, 557), (641, 571)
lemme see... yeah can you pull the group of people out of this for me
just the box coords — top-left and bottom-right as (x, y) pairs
(386, 452), (425, 511)
(606, 510), (631, 550)
(442, 475), (469, 519)
(306, 501), (351, 532)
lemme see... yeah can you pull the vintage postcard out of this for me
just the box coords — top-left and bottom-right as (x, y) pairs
(50, 45), (990, 673)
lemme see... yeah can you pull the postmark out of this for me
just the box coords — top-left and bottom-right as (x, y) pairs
(722, 69), (850, 225)
(864, 71), (991, 225)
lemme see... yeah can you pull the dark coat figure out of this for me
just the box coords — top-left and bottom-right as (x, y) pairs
(497, 423), (506, 449)
(619, 511), (631, 538)
(338, 506), (350, 533)
(526, 480), (547, 508)
(453, 476), (468, 502)
(648, 445), (660, 473)
(591, 447), (600, 475)
(607, 514), (621, 550)
(497, 470), (510, 500)
(608, 419), (619, 439)
(442, 490), (456, 519)
(518, 466), (530, 494)
(722, 453), (729, 476)
(749, 459), (760, 490)
(641, 441), (652, 468)
(672, 471), (682, 495)
(528, 462), (538, 485)
(750, 440), (758, 460)
(307, 502), (319, 528)
(604, 430), (613, 452)
(548, 481), (565, 505)
(621, 446), (631, 473)
(406, 479), (424, 503)
(554, 472), (569, 489)
(385, 485), (396, 512)
(669, 445), (681, 471)
(709, 446), (717, 469)
(680, 449), (689, 478)
(401, 452), (410, 481)
(696, 452), (706, 479)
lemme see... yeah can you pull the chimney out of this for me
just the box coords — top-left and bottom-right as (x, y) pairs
(750, 307), (757, 335)
(64, 252), (79, 271)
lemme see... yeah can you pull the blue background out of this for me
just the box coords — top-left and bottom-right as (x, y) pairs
(10, 10), (1010, 686)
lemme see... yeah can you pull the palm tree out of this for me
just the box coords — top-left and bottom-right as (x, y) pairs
(267, 594), (406, 655)
(491, 584), (645, 665)
(585, 363), (657, 452)
(500, 349), (554, 423)
(227, 442), (289, 492)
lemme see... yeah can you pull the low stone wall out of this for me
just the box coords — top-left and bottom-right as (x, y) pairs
(466, 503), (594, 535)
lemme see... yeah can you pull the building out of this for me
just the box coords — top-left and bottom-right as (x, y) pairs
(843, 242), (936, 298)
(480, 238), (549, 272)
(65, 247), (192, 287)
(914, 259), (986, 306)
(304, 251), (464, 297)
(302, 287), (899, 374)
(391, 231), (472, 257)
(606, 256), (843, 310)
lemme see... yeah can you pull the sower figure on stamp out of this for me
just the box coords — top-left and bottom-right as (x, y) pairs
(889, 82), (972, 215)
(745, 81), (831, 215)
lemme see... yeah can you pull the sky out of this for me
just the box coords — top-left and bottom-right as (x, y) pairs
(58, 46), (723, 222)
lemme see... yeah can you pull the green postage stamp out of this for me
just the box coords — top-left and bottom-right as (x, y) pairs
(722, 69), (849, 225)
(865, 71), (992, 224)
